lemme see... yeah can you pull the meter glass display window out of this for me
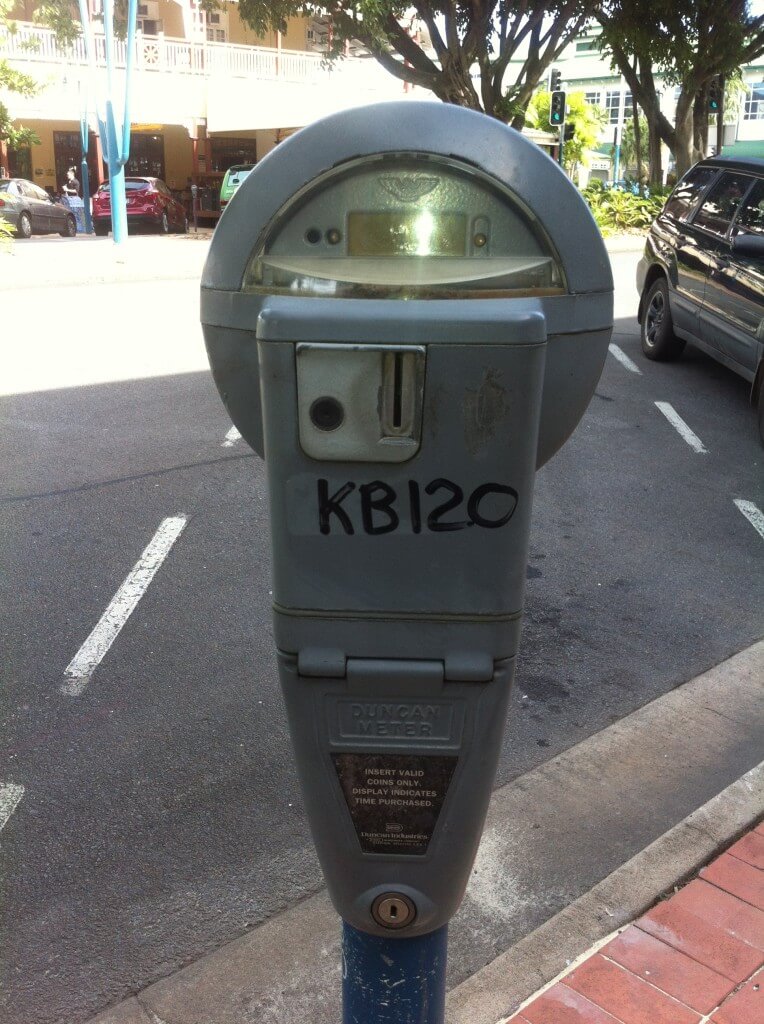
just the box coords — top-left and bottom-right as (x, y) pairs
(242, 154), (565, 299)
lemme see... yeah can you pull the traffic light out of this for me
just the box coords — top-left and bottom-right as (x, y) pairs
(564, 123), (576, 141)
(550, 91), (566, 126)
(708, 76), (722, 113)
(550, 67), (562, 92)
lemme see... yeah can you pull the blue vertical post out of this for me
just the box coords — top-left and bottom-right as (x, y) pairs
(101, 0), (137, 244)
(342, 922), (447, 1024)
(79, 84), (93, 234)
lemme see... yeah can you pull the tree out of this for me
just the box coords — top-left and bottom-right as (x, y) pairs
(620, 112), (648, 181)
(237, 1), (592, 126)
(1, 0), (40, 161)
(526, 90), (606, 177)
(595, 1), (764, 180)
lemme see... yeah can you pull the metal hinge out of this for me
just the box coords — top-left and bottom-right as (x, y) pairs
(297, 648), (494, 683)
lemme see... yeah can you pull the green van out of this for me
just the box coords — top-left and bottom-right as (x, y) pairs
(219, 164), (255, 212)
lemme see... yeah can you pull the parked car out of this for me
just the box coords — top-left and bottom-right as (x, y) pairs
(219, 164), (254, 212)
(0, 178), (77, 238)
(92, 177), (187, 235)
(637, 156), (764, 442)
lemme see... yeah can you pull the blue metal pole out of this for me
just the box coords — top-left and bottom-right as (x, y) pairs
(79, 87), (93, 233)
(342, 922), (447, 1024)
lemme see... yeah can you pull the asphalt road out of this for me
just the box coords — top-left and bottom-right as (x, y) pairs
(0, 241), (762, 1023)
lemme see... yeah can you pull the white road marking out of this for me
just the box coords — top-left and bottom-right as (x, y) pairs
(654, 402), (708, 453)
(61, 515), (188, 696)
(223, 426), (241, 447)
(734, 499), (764, 541)
(0, 783), (24, 834)
(608, 343), (642, 374)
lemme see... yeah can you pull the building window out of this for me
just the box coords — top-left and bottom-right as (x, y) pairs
(605, 90), (633, 124)
(584, 91), (600, 106)
(8, 145), (32, 180)
(125, 134), (165, 179)
(206, 28), (226, 42)
(575, 39), (599, 54)
(744, 83), (764, 120)
(209, 138), (258, 173)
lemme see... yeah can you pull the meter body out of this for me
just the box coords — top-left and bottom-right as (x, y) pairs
(201, 102), (613, 936)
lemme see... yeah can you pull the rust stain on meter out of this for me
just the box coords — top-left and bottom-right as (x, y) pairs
(332, 753), (457, 855)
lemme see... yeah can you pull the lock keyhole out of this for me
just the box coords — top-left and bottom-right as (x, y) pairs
(371, 892), (416, 929)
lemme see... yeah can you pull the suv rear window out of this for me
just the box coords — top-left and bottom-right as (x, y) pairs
(663, 165), (717, 221)
(692, 172), (756, 237)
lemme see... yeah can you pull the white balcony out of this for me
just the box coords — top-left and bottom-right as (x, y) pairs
(0, 21), (419, 129)
(0, 21), (337, 81)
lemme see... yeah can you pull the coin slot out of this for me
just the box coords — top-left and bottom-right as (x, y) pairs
(381, 350), (420, 439)
(393, 352), (403, 429)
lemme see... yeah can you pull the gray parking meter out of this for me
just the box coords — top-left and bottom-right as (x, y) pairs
(202, 102), (612, 939)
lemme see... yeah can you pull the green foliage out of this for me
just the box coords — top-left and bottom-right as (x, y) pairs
(526, 90), (607, 173)
(1, 2), (41, 150)
(582, 179), (670, 234)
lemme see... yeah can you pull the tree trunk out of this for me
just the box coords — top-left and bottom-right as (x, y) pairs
(647, 120), (663, 186)
(674, 105), (695, 178)
(633, 106), (644, 183)
(694, 89), (709, 161)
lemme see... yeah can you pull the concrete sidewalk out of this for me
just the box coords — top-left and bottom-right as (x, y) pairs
(505, 825), (763, 1024)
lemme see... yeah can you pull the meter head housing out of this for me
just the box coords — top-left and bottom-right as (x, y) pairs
(201, 102), (613, 937)
(202, 101), (612, 470)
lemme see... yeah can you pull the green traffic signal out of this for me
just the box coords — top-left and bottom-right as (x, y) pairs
(708, 77), (721, 112)
(550, 91), (566, 126)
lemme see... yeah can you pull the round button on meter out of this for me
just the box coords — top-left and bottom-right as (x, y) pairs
(309, 396), (345, 431)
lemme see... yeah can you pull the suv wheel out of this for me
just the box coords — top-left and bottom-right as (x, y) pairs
(641, 277), (686, 361)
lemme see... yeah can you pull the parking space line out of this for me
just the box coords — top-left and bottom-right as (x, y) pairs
(734, 499), (764, 541)
(222, 426), (241, 447)
(654, 402), (708, 454)
(608, 344), (642, 374)
(0, 783), (24, 834)
(61, 515), (188, 697)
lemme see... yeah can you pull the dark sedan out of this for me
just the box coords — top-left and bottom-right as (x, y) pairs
(92, 177), (187, 235)
(0, 178), (77, 238)
(637, 155), (764, 442)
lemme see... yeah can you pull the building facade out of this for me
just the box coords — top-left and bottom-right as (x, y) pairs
(0, 2), (415, 217)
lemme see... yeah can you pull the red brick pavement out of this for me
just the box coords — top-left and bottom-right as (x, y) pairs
(506, 825), (764, 1024)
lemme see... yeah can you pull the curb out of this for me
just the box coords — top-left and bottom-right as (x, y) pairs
(604, 232), (647, 253)
(447, 763), (764, 1024)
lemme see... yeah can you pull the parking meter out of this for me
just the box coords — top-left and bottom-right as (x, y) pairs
(202, 102), (612, 943)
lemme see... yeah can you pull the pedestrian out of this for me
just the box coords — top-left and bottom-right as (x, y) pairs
(61, 166), (80, 198)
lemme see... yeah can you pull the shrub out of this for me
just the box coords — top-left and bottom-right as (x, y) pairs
(581, 180), (671, 234)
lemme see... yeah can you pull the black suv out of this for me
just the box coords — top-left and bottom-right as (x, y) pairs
(636, 156), (764, 442)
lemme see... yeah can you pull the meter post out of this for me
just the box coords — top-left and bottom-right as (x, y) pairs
(343, 921), (447, 1024)
(201, 102), (613, 1024)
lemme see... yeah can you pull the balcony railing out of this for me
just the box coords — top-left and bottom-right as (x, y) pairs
(0, 22), (332, 82)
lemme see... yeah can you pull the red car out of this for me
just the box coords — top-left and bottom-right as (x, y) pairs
(92, 176), (188, 235)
